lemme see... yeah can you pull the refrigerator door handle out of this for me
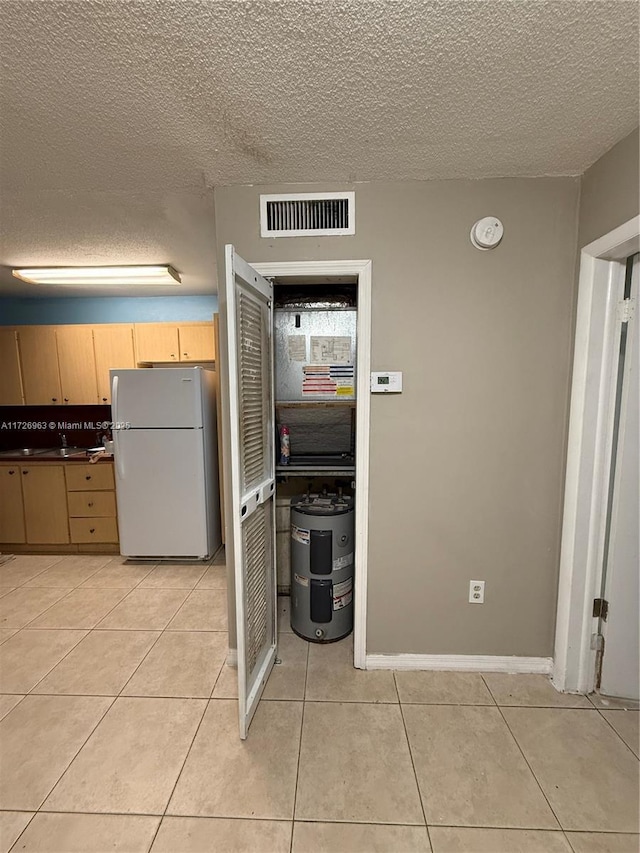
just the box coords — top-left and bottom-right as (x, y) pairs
(114, 429), (125, 480)
(112, 374), (119, 421)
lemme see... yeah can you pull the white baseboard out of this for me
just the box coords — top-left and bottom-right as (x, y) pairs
(365, 654), (553, 674)
(226, 648), (238, 667)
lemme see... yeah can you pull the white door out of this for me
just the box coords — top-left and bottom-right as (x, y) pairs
(221, 245), (276, 738)
(600, 254), (639, 699)
(114, 428), (208, 559)
(111, 367), (205, 428)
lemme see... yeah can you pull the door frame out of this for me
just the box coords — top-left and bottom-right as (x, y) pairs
(251, 258), (372, 670)
(553, 215), (639, 694)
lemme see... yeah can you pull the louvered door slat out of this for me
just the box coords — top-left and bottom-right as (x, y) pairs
(238, 290), (269, 492)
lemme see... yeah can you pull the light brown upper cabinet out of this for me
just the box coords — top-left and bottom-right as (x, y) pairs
(18, 326), (63, 405)
(178, 323), (216, 361)
(55, 325), (99, 405)
(0, 329), (24, 404)
(134, 323), (180, 362)
(134, 321), (215, 363)
(93, 324), (135, 403)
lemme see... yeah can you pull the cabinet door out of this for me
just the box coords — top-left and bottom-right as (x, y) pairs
(178, 322), (215, 361)
(134, 324), (179, 362)
(18, 326), (62, 405)
(21, 465), (69, 543)
(55, 325), (99, 404)
(0, 465), (25, 543)
(0, 329), (24, 404)
(93, 325), (135, 403)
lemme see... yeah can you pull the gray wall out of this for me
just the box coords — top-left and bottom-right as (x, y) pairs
(578, 127), (639, 248)
(215, 177), (580, 656)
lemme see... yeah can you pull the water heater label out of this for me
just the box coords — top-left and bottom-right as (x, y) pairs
(333, 578), (353, 610)
(291, 525), (310, 545)
(333, 552), (354, 570)
(294, 573), (309, 587)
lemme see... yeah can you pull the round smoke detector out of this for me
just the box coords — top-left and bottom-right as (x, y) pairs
(470, 217), (504, 250)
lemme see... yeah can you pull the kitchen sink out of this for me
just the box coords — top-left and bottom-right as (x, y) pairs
(37, 446), (85, 457)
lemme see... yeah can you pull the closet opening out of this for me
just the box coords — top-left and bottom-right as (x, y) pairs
(272, 277), (358, 646)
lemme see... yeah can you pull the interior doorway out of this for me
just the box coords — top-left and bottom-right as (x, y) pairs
(252, 259), (372, 674)
(219, 249), (372, 737)
(554, 216), (639, 697)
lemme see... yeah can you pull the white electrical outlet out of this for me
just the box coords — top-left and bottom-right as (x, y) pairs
(469, 580), (485, 604)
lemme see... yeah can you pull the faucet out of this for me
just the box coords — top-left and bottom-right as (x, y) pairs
(60, 433), (68, 448)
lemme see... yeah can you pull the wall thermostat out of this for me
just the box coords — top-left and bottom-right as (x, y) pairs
(470, 216), (504, 250)
(370, 371), (403, 393)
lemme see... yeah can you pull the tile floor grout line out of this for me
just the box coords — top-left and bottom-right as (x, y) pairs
(484, 677), (566, 834)
(21, 556), (113, 592)
(3, 587), (77, 632)
(394, 673), (432, 851)
(30, 694), (119, 814)
(289, 655), (309, 853)
(114, 626), (172, 700)
(23, 585), (131, 632)
(18, 589), (156, 696)
(6, 806), (637, 833)
(6, 810), (40, 853)
(93, 585), (190, 632)
(591, 705), (640, 761)
(124, 560), (159, 591)
(13, 628), (91, 696)
(79, 558), (158, 592)
(146, 695), (214, 850)
(3, 808), (291, 822)
(562, 828), (581, 853)
(13, 626), (229, 633)
(2, 557), (117, 631)
(208, 628), (231, 700)
(1, 555), (65, 590)
(0, 693), (28, 721)
(286, 630), (311, 852)
(113, 585), (226, 698)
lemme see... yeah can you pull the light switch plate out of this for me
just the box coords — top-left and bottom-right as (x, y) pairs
(370, 371), (403, 393)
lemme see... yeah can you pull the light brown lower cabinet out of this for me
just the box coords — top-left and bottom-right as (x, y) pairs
(0, 465), (26, 543)
(66, 463), (118, 545)
(21, 465), (69, 544)
(0, 461), (118, 549)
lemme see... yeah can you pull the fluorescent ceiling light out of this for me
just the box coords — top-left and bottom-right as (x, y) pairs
(12, 265), (181, 286)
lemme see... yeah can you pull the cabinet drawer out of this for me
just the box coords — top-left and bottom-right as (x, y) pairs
(66, 463), (114, 491)
(70, 517), (118, 543)
(67, 490), (116, 518)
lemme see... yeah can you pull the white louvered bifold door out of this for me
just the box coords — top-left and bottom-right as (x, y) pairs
(222, 245), (276, 739)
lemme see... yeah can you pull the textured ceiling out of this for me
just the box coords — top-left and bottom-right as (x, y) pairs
(0, 0), (638, 296)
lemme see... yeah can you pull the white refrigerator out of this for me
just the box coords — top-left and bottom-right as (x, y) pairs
(110, 367), (222, 559)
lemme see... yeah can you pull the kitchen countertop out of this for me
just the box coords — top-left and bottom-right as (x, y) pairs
(0, 448), (114, 462)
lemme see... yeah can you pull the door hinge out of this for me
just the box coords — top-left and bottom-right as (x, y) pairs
(593, 598), (609, 620)
(590, 632), (604, 651)
(618, 297), (635, 323)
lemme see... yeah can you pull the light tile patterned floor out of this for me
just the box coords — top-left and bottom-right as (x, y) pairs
(0, 554), (638, 853)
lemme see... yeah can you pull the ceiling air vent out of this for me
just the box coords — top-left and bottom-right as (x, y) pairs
(260, 192), (355, 238)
